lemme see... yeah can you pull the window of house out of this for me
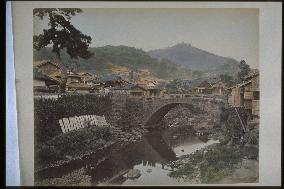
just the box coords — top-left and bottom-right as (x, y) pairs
(253, 91), (260, 100)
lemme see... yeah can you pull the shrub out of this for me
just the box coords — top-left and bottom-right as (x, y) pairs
(169, 144), (241, 183)
(34, 94), (112, 144)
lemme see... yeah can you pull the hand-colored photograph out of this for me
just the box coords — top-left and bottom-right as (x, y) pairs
(33, 8), (259, 186)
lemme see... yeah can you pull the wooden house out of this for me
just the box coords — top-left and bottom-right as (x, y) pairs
(228, 73), (259, 116)
(211, 81), (227, 95)
(228, 81), (251, 107)
(66, 74), (82, 84)
(33, 68), (59, 93)
(138, 85), (161, 97)
(34, 60), (62, 76)
(65, 83), (93, 93)
(98, 74), (129, 88)
(78, 72), (97, 85)
(129, 85), (148, 97)
(113, 83), (161, 98)
(65, 74), (94, 93)
(192, 81), (213, 94)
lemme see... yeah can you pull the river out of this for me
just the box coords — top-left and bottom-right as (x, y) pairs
(88, 129), (219, 186)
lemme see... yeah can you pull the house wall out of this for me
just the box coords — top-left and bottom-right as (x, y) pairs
(229, 75), (259, 116)
(67, 77), (81, 84)
(148, 89), (160, 96)
(244, 99), (252, 109)
(252, 100), (259, 116)
(75, 90), (90, 94)
(212, 87), (225, 95)
(34, 79), (46, 87)
(129, 88), (147, 97)
(251, 75), (259, 91)
(231, 87), (241, 107)
(251, 75), (259, 116)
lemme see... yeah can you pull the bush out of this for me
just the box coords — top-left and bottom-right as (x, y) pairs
(34, 94), (112, 144)
(169, 144), (241, 183)
(36, 145), (64, 164)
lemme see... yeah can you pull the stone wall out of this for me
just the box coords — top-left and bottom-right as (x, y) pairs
(109, 95), (227, 130)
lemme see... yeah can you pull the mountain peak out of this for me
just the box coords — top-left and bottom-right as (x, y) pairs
(172, 42), (192, 48)
(148, 43), (239, 71)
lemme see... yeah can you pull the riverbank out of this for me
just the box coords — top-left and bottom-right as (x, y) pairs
(35, 104), (259, 186)
(167, 107), (259, 184)
(168, 143), (258, 184)
(35, 125), (145, 185)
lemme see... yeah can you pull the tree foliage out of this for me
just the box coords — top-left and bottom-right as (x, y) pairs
(238, 60), (250, 81)
(33, 8), (93, 92)
(33, 8), (93, 60)
(219, 74), (234, 87)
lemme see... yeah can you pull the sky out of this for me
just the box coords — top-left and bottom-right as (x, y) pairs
(34, 8), (259, 68)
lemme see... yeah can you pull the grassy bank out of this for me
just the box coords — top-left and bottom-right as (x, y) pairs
(35, 127), (113, 169)
(34, 94), (112, 144)
(168, 143), (242, 183)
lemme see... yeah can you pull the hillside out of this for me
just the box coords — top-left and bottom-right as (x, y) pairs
(33, 46), (192, 80)
(148, 43), (239, 74)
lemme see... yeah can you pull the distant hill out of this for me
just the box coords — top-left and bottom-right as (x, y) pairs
(148, 43), (240, 75)
(33, 46), (193, 80)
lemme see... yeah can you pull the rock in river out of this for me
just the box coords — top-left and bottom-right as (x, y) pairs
(146, 169), (152, 173)
(127, 169), (141, 179)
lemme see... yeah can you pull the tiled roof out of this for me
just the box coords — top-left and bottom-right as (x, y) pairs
(228, 80), (252, 89)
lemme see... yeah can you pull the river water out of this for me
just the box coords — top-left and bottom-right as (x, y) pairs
(88, 129), (219, 186)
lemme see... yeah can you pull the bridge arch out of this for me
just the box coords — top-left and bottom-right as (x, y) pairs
(144, 103), (194, 129)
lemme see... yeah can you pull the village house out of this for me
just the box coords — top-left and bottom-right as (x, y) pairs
(109, 65), (132, 81)
(66, 84), (94, 93)
(129, 84), (148, 97)
(192, 81), (213, 94)
(139, 85), (161, 97)
(78, 72), (97, 85)
(113, 83), (146, 97)
(113, 82), (161, 98)
(136, 80), (161, 96)
(34, 60), (62, 76)
(169, 77), (226, 96)
(65, 74), (94, 93)
(228, 72), (259, 116)
(98, 74), (129, 88)
(33, 68), (60, 93)
(66, 74), (82, 84)
(211, 81), (228, 95)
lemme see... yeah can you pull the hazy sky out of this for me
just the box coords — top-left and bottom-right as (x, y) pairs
(34, 8), (259, 68)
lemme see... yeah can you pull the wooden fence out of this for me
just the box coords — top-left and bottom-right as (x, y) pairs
(59, 115), (110, 133)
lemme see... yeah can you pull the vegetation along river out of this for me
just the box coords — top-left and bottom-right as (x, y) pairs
(36, 106), (259, 186)
(93, 129), (219, 186)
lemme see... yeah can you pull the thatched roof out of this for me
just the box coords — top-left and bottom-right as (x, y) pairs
(33, 60), (61, 69)
(33, 68), (59, 84)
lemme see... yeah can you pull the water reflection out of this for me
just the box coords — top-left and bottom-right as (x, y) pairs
(89, 130), (218, 185)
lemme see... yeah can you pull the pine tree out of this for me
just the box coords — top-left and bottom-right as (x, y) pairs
(33, 8), (93, 92)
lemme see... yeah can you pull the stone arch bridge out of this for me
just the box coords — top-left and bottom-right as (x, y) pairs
(108, 93), (228, 130)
